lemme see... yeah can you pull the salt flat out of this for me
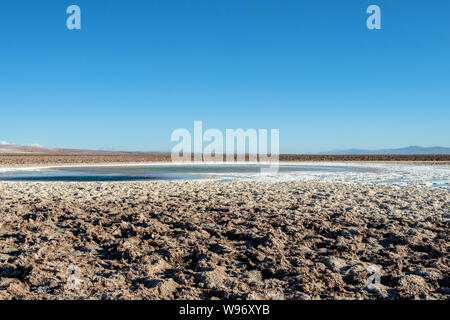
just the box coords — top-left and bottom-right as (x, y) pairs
(0, 180), (448, 299)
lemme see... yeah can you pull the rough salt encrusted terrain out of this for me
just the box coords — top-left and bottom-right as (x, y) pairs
(0, 181), (448, 300)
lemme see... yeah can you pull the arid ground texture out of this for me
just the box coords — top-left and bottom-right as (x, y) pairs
(0, 155), (448, 300)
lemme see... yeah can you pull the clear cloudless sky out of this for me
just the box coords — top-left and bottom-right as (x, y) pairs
(0, 0), (449, 153)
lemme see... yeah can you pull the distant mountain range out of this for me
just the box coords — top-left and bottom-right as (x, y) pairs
(0, 144), (123, 155)
(320, 146), (450, 155)
(1, 144), (449, 155)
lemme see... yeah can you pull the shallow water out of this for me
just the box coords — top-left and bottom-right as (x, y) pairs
(0, 163), (448, 189)
(0, 164), (364, 182)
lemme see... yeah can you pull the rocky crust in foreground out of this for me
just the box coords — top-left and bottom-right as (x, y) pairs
(0, 181), (448, 300)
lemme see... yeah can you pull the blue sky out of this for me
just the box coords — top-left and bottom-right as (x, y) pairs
(0, 0), (449, 153)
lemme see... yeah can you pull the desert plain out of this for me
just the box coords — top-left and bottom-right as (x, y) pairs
(0, 155), (448, 300)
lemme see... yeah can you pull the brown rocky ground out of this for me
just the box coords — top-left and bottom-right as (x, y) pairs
(0, 181), (448, 300)
(0, 154), (449, 168)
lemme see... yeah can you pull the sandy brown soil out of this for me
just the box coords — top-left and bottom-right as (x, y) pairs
(0, 153), (171, 167)
(0, 181), (448, 300)
(0, 154), (449, 168)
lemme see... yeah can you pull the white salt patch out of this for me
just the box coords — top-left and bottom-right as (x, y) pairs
(202, 162), (450, 190)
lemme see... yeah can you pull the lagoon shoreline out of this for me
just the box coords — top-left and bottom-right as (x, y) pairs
(0, 153), (449, 168)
